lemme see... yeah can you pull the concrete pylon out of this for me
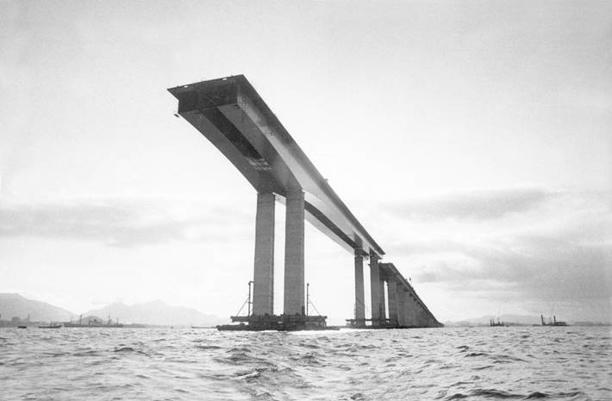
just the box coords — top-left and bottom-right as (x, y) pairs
(284, 189), (305, 315)
(369, 252), (382, 326)
(252, 192), (275, 315)
(354, 249), (365, 325)
(379, 276), (387, 322)
(387, 279), (399, 326)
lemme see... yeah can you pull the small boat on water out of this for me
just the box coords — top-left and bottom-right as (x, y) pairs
(17, 325), (27, 329)
(38, 323), (62, 329)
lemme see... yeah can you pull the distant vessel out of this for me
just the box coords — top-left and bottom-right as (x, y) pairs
(489, 318), (505, 327)
(541, 314), (567, 326)
(64, 315), (124, 328)
(38, 323), (62, 329)
(17, 325), (27, 329)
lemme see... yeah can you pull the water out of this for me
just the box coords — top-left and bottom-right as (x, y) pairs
(1, 326), (610, 401)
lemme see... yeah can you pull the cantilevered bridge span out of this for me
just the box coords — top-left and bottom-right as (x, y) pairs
(169, 75), (441, 330)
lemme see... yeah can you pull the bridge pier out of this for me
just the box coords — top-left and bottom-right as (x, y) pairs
(284, 189), (305, 316)
(369, 252), (382, 327)
(252, 192), (275, 315)
(380, 275), (387, 323)
(354, 249), (366, 327)
(387, 279), (399, 326)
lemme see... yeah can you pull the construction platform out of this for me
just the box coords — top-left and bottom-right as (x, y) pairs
(345, 318), (444, 329)
(217, 314), (336, 331)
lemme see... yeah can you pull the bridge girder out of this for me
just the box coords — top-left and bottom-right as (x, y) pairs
(169, 75), (384, 258)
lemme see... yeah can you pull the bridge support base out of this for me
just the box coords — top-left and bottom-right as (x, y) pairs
(344, 318), (443, 329)
(217, 314), (333, 331)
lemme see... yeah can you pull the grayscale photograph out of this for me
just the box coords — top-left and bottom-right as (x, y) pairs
(1, 1), (611, 400)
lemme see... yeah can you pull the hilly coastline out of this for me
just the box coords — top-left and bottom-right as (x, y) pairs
(0, 294), (75, 322)
(85, 300), (225, 327)
(0, 294), (224, 327)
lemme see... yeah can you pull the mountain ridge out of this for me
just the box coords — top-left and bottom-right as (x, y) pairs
(0, 293), (75, 322)
(84, 300), (225, 327)
(0, 293), (225, 326)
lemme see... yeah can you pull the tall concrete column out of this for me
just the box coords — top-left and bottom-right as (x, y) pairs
(252, 192), (275, 315)
(354, 249), (365, 325)
(369, 252), (381, 326)
(387, 279), (399, 326)
(284, 190), (305, 315)
(379, 277), (387, 321)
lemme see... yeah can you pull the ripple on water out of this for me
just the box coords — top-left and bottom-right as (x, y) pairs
(0, 326), (610, 401)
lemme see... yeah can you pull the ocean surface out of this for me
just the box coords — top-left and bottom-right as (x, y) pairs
(1, 326), (610, 401)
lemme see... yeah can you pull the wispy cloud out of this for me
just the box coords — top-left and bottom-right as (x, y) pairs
(386, 188), (555, 221)
(0, 198), (251, 247)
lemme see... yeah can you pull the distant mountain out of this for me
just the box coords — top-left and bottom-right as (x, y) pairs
(445, 314), (543, 327)
(84, 300), (225, 327)
(0, 293), (75, 322)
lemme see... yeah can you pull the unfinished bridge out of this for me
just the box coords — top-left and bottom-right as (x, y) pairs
(169, 75), (441, 330)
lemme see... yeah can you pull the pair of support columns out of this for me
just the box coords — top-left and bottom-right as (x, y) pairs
(381, 281), (422, 328)
(355, 258), (427, 327)
(252, 190), (305, 317)
(354, 251), (388, 327)
(354, 251), (389, 327)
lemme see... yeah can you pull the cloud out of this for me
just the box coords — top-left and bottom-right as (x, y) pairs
(0, 198), (251, 247)
(410, 239), (610, 299)
(385, 189), (612, 320)
(386, 188), (555, 221)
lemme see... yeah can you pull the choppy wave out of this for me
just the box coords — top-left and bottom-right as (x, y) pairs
(0, 326), (610, 400)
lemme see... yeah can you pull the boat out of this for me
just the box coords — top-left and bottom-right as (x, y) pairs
(64, 314), (124, 328)
(17, 325), (27, 329)
(541, 314), (567, 326)
(38, 323), (62, 329)
(489, 318), (505, 327)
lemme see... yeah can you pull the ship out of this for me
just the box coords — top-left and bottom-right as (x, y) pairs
(541, 314), (567, 326)
(489, 318), (505, 327)
(38, 323), (62, 329)
(63, 315), (124, 328)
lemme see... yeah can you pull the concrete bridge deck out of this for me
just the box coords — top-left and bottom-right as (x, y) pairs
(168, 75), (441, 329)
(169, 76), (382, 257)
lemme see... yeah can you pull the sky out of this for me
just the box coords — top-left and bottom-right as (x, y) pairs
(1, 0), (610, 324)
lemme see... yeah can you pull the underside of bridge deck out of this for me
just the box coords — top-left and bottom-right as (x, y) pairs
(169, 75), (441, 330)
